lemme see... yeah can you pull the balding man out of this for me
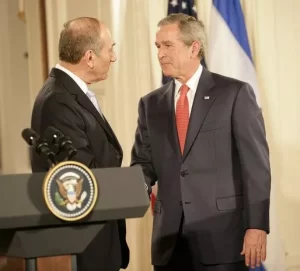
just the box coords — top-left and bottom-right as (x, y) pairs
(31, 17), (129, 271)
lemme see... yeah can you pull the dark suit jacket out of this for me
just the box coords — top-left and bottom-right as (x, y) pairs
(131, 68), (271, 266)
(31, 68), (129, 271)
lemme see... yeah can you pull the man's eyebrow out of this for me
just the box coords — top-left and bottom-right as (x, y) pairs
(155, 41), (173, 46)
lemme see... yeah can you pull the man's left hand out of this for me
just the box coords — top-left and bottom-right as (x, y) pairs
(241, 229), (267, 268)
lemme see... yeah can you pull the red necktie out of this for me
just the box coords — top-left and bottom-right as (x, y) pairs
(176, 84), (190, 154)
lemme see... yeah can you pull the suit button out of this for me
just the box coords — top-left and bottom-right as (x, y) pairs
(180, 170), (189, 177)
(116, 154), (121, 160)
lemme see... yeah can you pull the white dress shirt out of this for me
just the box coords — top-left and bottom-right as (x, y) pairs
(55, 63), (104, 117)
(174, 64), (203, 114)
(56, 63), (89, 94)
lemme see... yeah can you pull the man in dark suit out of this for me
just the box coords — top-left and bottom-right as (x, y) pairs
(31, 17), (129, 271)
(131, 13), (270, 271)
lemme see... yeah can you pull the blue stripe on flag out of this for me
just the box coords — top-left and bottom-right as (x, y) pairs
(212, 0), (253, 62)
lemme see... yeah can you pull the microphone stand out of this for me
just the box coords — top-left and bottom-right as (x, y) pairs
(22, 128), (78, 271)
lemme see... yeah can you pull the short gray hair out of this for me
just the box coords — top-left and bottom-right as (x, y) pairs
(158, 13), (206, 59)
(59, 17), (102, 64)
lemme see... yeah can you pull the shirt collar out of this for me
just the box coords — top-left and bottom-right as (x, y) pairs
(55, 63), (89, 95)
(174, 64), (203, 95)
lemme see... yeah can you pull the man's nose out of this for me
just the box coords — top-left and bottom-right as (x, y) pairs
(158, 49), (166, 59)
(111, 52), (117, 62)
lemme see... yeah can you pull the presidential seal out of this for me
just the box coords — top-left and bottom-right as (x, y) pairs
(43, 161), (98, 221)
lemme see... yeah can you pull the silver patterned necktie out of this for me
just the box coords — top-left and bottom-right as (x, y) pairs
(86, 89), (104, 119)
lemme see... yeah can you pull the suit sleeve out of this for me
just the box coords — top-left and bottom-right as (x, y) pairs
(131, 98), (157, 195)
(232, 83), (271, 233)
(41, 94), (103, 168)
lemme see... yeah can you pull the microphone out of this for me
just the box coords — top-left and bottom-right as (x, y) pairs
(22, 128), (56, 167)
(44, 126), (77, 161)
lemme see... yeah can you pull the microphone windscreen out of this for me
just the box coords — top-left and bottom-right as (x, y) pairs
(44, 126), (64, 141)
(21, 128), (39, 146)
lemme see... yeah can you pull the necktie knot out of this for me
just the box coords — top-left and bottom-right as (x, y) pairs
(86, 89), (96, 98)
(180, 84), (189, 96)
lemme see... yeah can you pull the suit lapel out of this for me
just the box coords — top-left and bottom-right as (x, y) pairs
(157, 81), (181, 160)
(50, 68), (121, 151)
(182, 68), (216, 161)
(75, 92), (122, 151)
(103, 116), (123, 156)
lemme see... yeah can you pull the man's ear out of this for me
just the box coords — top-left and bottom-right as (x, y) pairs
(191, 41), (201, 59)
(84, 50), (94, 69)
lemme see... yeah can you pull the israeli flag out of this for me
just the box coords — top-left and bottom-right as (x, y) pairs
(207, 1), (286, 270)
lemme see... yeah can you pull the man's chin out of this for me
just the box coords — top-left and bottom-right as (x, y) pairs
(161, 70), (173, 78)
(95, 73), (108, 82)
(101, 73), (108, 80)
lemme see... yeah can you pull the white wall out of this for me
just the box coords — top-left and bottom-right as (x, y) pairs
(0, 0), (31, 174)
